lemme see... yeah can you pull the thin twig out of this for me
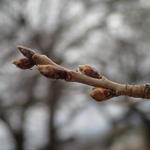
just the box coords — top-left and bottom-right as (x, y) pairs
(12, 46), (150, 101)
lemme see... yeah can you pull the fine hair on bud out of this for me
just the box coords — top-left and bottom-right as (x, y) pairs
(36, 65), (68, 80)
(12, 58), (35, 69)
(90, 87), (114, 102)
(78, 65), (100, 78)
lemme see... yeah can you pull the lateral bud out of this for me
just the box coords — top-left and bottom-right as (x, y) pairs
(78, 65), (101, 78)
(12, 58), (35, 69)
(36, 65), (68, 80)
(89, 87), (115, 102)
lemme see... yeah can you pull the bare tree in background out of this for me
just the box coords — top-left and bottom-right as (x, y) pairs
(1, 0), (150, 150)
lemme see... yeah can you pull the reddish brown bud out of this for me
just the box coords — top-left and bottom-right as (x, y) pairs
(12, 58), (35, 69)
(89, 87), (114, 102)
(36, 65), (68, 80)
(78, 65), (101, 78)
(17, 46), (35, 60)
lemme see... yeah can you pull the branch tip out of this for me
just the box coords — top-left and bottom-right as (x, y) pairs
(17, 45), (35, 60)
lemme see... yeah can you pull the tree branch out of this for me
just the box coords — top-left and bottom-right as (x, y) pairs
(12, 46), (150, 101)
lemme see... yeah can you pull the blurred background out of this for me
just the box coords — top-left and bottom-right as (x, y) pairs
(1, 0), (150, 150)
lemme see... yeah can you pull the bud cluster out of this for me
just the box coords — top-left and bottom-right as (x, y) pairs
(13, 46), (116, 101)
(12, 46), (36, 70)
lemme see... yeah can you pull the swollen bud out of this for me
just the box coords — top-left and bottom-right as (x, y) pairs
(89, 87), (114, 102)
(17, 46), (35, 60)
(36, 65), (68, 80)
(78, 65), (101, 78)
(12, 58), (35, 69)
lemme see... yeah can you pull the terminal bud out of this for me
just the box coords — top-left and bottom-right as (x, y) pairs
(17, 46), (35, 60)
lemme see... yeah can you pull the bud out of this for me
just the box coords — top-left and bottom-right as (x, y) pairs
(89, 87), (114, 102)
(12, 58), (35, 69)
(36, 65), (68, 80)
(17, 46), (35, 60)
(78, 65), (101, 78)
